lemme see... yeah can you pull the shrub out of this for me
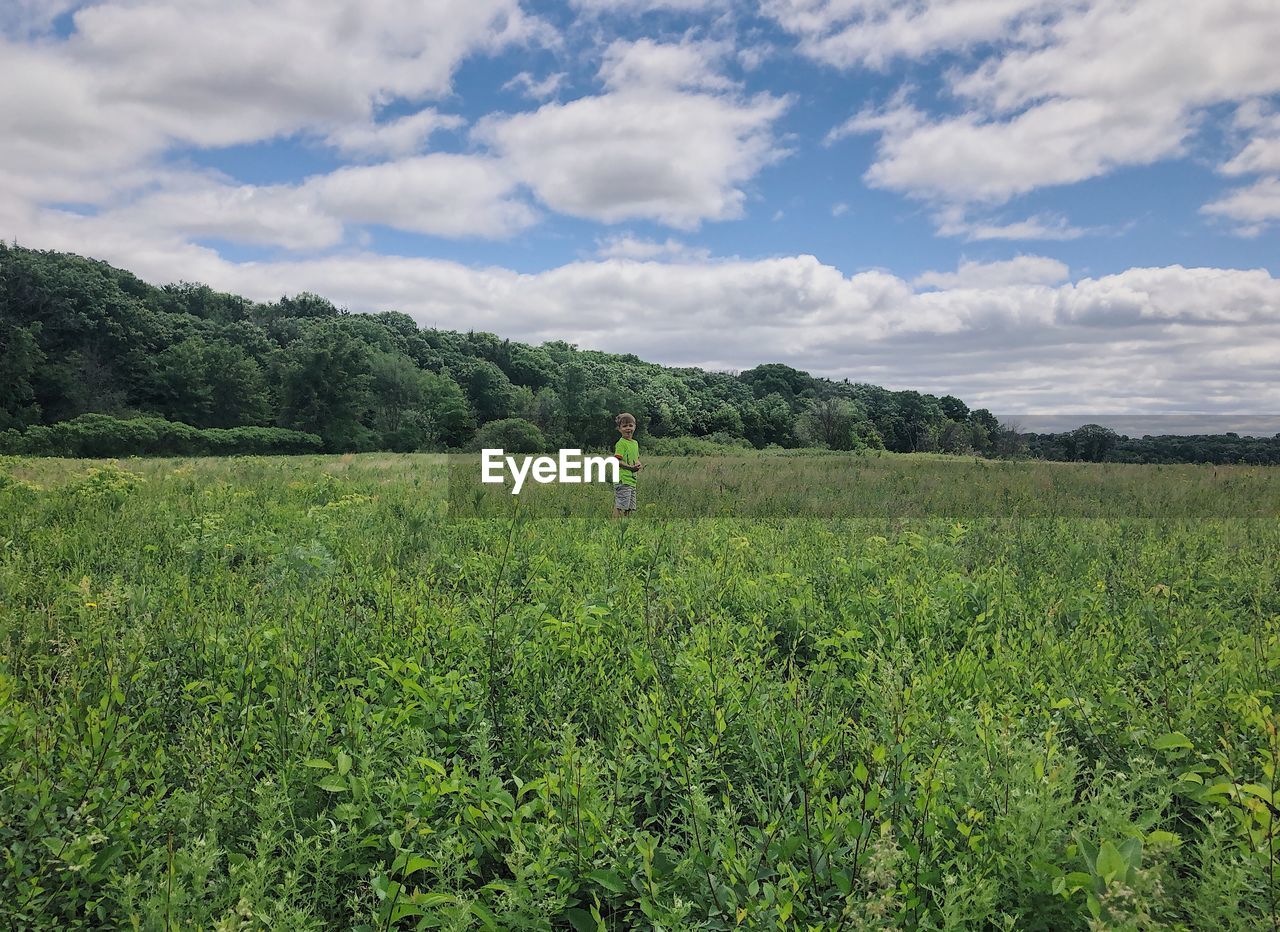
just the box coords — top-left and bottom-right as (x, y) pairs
(470, 418), (548, 453)
(0, 415), (322, 457)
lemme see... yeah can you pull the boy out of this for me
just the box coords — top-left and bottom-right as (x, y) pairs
(613, 412), (642, 518)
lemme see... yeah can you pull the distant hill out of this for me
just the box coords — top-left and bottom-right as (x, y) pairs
(2, 244), (1277, 464)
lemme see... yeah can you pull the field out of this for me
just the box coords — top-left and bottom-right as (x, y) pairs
(1, 453), (1278, 930)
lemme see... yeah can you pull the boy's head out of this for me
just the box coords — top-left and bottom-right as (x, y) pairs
(615, 413), (636, 438)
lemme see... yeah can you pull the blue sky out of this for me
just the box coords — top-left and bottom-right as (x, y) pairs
(2, 0), (1279, 413)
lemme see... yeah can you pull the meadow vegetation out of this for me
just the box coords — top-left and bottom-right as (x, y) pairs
(1, 452), (1277, 929)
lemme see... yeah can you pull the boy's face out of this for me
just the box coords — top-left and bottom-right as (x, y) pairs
(619, 421), (635, 439)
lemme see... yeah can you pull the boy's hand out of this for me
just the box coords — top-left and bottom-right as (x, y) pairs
(633, 462), (643, 472)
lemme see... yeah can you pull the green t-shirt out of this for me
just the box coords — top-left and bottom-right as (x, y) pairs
(614, 437), (639, 486)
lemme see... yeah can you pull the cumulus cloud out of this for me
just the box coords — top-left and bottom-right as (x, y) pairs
(325, 110), (466, 159)
(914, 256), (1070, 290)
(1207, 102), (1280, 234)
(851, 96), (1188, 205)
(476, 39), (788, 228)
(594, 234), (711, 261)
(571, 0), (724, 12)
(306, 155), (536, 238)
(765, 0), (1061, 70)
(1202, 178), (1280, 236)
(0, 0), (540, 214)
(106, 175), (346, 251)
(810, 0), (1280, 219)
(934, 207), (1089, 241)
(598, 37), (734, 92)
(14, 153), (538, 253)
(1222, 136), (1280, 177)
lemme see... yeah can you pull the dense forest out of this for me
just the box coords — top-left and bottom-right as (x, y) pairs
(2, 244), (1277, 464)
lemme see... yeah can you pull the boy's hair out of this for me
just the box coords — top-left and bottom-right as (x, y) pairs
(615, 413), (636, 428)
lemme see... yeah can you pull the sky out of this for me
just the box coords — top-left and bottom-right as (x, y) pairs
(2, 0), (1279, 415)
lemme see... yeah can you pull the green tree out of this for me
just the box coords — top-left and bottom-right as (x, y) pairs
(470, 417), (547, 453)
(796, 397), (869, 450)
(277, 327), (374, 451)
(524, 387), (568, 446)
(1067, 423), (1121, 462)
(740, 363), (814, 405)
(744, 393), (795, 447)
(939, 394), (970, 422)
(457, 359), (518, 424)
(151, 337), (270, 428)
(0, 322), (44, 430)
(368, 350), (473, 450)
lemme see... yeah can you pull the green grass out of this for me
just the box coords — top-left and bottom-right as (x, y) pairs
(1, 453), (1277, 929)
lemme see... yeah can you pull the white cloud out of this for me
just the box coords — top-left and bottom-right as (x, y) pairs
(502, 71), (568, 100)
(765, 0), (1061, 70)
(1208, 102), (1280, 234)
(0, 0), (542, 217)
(72, 0), (534, 145)
(306, 155), (536, 239)
(1223, 138), (1280, 177)
(598, 37), (733, 92)
(849, 95), (1188, 205)
(914, 256), (1070, 290)
(1202, 178), (1280, 236)
(831, 202), (849, 217)
(814, 1), (1280, 216)
(934, 207), (1088, 241)
(1221, 102), (1280, 176)
(571, 0), (723, 12)
(951, 2), (1279, 114)
(109, 176), (345, 251)
(1058, 266), (1278, 325)
(594, 234), (711, 261)
(476, 39), (788, 228)
(325, 110), (465, 159)
(12, 153), (538, 253)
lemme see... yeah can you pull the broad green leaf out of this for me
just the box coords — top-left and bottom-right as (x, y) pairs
(469, 901), (499, 931)
(1153, 732), (1192, 751)
(1095, 841), (1125, 883)
(565, 907), (599, 932)
(1239, 783), (1276, 802)
(403, 855), (434, 876)
(586, 869), (627, 894)
(411, 892), (456, 907)
(1064, 871), (1093, 892)
(1117, 837), (1142, 870)
(317, 774), (348, 792)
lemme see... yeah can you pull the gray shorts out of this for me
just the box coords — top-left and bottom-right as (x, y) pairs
(614, 483), (637, 511)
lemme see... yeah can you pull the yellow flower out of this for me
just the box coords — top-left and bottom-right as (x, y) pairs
(84, 601), (98, 608)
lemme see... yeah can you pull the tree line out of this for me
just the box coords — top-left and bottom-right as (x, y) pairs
(2, 244), (1276, 464)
